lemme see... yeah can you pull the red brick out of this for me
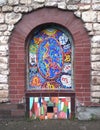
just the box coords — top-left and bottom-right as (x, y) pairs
(83, 92), (90, 97)
(17, 91), (25, 95)
(10, 55), (17, 59)
(76, 97), (85, 102)
(10, 90), (18, 94)
(14, 86), (24, 90)
(9, 95), (16, 99)
(76, 92), (83, 97)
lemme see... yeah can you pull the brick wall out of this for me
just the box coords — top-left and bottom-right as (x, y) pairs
(9, 9), (90, 105)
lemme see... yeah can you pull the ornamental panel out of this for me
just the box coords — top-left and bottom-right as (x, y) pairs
(28, 25), (73, 90)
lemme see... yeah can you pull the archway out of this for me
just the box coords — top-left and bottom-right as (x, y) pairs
(9, 8), (90, 112)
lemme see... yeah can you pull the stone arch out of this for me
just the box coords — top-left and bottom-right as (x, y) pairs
(9, 8), (90, 105)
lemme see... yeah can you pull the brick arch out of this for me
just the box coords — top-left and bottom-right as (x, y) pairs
(9, 8), (90, 105)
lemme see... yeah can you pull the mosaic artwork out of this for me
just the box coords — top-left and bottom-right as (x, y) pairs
(37, 37), (63, 79)
(29, 27), (72, 90)
(29, 97), (71, 119)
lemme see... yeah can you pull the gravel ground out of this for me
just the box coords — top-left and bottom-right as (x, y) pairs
(0, 119), (100, 130)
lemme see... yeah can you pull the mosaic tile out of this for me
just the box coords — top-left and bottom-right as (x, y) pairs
(29, 96), (71, 119)
(28, 27), (72, 90)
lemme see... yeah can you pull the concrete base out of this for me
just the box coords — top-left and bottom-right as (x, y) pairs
(0, 103), (100, 120)
(0, 103), (25, 119)
(76, 106), (100, 120)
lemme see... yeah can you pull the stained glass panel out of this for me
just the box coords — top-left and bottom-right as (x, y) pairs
(29, 96), (71, 119)
(28, 27), (73, 90)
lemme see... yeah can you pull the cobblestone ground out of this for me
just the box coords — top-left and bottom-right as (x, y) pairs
(0, 119), (100, 130)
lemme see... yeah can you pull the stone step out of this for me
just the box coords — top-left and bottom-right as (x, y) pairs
(0, 103), (25, 119)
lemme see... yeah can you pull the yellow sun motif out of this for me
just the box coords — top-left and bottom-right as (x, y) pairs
(42, 29), (57, 36)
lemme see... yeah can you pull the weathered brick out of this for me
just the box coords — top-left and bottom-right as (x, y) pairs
(91, 98), (100, 103)
(45, 1), (57, 7)
(58, 2), (66, 10)
(0, 24), (7, 31)
(0, 90), (8, 98)
(0, 98), (9, 103)
(85, 23), (92, 31)
(74, 11), (81, 18)
(0, 0), (7, 6)
(80, 5), (90, 10)
(0, 69), (9, 75)
(98, 12), (100, 22)
(0, 63), (8, 70)
(20, 0), (32, 5)
(91, 85), (100, 91)
(92, 4), (100, 10)
(2, 5), (13, 12)
(0, 45), (8, 51)
(0, 84), (8, 90)
(91, 48), (100, 54)
(67, 5), (78, 10)
(91, 62), (100, 70)
(0, 56), (8, 63)
(92, 0), (100, 3)
(34, 0), (45, 3)
(92, 76), (100, 85)
(0, 36), (9, 44)
(91, 42), (100, 48)
(95, 31), (100, 35)
(81, 0), (91, 3)
(0, 74), (8, 83)
(82, 11), (97, 22)
(91, 36), (100, 43)
(4, 31), (11, 36)
(93, 23), (100, 31)
(0, 13), (4, 23)
(8, 0), (19, 5)
(14, 6), (28, 13)
(91, 92), (100, 98)
(5, 12), (22, 24)
(91, 55), (100, 61)
(8, 24), (14, 31)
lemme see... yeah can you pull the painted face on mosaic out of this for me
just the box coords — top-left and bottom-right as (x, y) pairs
(29, 27), (72, 90)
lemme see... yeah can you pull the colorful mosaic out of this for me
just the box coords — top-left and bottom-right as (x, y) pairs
(37, 37), (63, 79)
(29, 27), (72, 90)
(29, 97), (71, 119)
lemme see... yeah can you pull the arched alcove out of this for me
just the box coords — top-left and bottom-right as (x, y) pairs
(9, 8), (90, 107)
(26, 23), (74, 91)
